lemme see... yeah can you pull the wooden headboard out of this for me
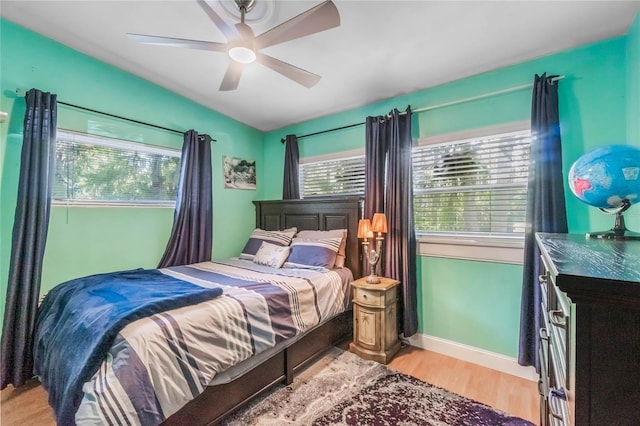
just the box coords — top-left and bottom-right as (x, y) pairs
(253, 197), (363, 277)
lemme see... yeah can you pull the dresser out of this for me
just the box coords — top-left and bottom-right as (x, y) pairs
(536, 233), (640, 426)
(349, 277), (401, 364)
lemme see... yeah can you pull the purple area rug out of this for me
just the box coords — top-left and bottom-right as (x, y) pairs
(222, 347), (534, 426)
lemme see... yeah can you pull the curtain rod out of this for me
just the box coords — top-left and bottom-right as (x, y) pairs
(15, 88), (216, 142)
(280, 75), (565, 144)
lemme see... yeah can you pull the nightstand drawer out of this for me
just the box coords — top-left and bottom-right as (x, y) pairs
(354, 287), (392, 307)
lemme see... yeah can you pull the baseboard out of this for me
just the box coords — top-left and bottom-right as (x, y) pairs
(405, 333), (538, 382)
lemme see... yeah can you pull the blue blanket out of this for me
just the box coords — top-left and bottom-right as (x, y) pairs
(33, 268), (223, 426)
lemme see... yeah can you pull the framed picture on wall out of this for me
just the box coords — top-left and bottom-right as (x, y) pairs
(223, 156), (256, 190)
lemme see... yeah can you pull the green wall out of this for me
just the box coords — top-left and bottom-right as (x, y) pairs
(263, 35), (635, 358)
(417, 258), (524, 356)
(629, 13), (640, 146)
(0, 19), (264, 324)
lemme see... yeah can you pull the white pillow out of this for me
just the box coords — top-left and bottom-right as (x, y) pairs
(253, 241), (291, 269)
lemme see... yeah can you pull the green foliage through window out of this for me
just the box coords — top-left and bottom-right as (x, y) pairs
(413, 129), (530, 234)
(300, 155), (365, 197)
(53, 131), (181, 205)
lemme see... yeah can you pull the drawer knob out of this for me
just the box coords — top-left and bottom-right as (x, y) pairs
(549, 310), (566, 329)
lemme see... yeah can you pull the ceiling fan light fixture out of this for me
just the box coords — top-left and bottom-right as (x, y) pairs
(228, 45), (256, 64)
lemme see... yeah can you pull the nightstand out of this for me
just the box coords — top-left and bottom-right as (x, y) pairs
(348, 276), (401, 364)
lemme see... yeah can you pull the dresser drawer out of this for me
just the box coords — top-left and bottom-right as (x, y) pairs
(353, 286), (395, 307)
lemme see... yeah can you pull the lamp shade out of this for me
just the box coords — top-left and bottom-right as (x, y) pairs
(357, 219), (373, 239)
(372, 213), (387, 233)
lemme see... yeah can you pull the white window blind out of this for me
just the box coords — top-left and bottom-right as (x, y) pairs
(53, 130), (181, 206)
(300, 154), (365, 197)
(413, 129), (531, 235)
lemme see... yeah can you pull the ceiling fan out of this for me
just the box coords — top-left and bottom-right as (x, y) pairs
(127, 0), (340, 91)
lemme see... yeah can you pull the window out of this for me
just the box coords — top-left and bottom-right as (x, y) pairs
(413, 128), (530, 234)
(412, 123), (531, 263)
(296, 123), (530, 263)
(53, 130), (181, 206)
(300, 150), (365, 198)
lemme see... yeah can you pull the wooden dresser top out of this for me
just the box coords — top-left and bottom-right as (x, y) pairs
(536, 233), (640, 307)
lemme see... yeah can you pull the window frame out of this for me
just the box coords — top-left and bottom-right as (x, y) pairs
(52, 130), (181, 208)
(414, 121), (530, 264)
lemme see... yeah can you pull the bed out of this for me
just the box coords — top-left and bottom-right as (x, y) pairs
(33, 197), (362, 426)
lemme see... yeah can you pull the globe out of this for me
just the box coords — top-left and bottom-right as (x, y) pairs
(568, 144), (640, 210)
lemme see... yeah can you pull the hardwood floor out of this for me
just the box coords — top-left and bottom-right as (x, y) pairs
(0, 344), (539, 425)
(388, 345), (539, 425)
(1, 378), (55, 426)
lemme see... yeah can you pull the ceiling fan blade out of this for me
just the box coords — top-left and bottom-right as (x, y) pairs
(219, 61), (245, 91)
(127, 33), (227, 52)
(254, 0), (340, 49)
(256, 53), (321, 88)
(197, 0), (240, 41)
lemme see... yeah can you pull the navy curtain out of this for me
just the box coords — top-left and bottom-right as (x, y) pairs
(283, 134), (300, 199)
(518, 74), (568, 370)
(1, 89), (57, 389)
(384, 108), (418, 337)
(158, 130), (213, 268)
(364, 117), (387, 218)
(364, 107), (418, 336)
(363, 116), (388, 278)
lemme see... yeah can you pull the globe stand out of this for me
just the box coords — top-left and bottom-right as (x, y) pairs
(587, 199), (640, 240)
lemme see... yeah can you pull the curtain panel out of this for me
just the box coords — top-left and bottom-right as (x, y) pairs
(283, 134), (300, 199)
(518, 74), (568, 370)
(158, 130), (213, 268)
(1, 89), (57, 389)
(364, 107), (418, 337)
(364, 117), (387, 218)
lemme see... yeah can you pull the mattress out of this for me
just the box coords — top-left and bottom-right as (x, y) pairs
(208, 265), (354, 386)
(68, 259), (353, 425)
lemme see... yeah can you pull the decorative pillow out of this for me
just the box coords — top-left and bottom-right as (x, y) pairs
(240, 228), (297, 260)
(296, 229), (348, 268)
(253, 242), (291, 269)
(284, 237), (342, 269)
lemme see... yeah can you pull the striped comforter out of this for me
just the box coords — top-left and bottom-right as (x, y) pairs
(70, 259), (351, 425)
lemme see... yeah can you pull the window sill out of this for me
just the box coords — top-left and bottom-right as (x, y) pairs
(417, 233), (524, 265)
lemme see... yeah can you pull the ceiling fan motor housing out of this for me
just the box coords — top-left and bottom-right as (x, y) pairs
(234, 0), (256, 14)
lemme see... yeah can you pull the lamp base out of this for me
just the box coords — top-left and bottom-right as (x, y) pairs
(366, 274), (381, 284)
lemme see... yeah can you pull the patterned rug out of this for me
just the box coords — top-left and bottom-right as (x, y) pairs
(222, 347), (534, 426)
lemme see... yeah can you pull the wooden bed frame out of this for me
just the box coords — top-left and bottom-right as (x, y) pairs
(164, 197), (363, 425)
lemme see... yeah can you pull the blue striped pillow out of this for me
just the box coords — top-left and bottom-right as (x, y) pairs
(284, 237), (342, 269)
(240, 228), (297, 260)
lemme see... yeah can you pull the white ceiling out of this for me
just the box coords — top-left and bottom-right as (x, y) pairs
(2, 1), (640, 132)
